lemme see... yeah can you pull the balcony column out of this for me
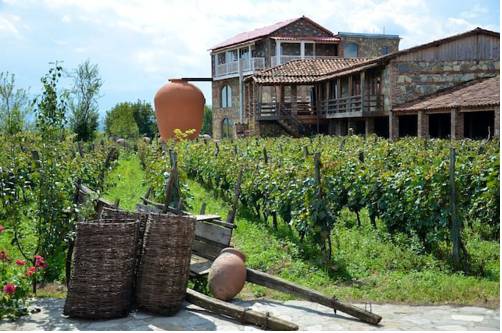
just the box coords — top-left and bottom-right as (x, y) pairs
(495, 106), (500, 137)
(275, 41), (281, 66)
(360, 71), (365, 113)
(417, 110), (429, 139)
(300, 41), (305, 59)
(450, 108), (464, 140)
(389, 112), (399, 140)
(365, 117), (375, 136)
(291, 85), (298, 116)
(248, 45), (252, 70)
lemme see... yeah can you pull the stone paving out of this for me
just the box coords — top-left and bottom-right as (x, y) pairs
(0, 298), (499, 331)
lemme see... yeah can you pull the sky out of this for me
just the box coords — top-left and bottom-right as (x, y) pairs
(0, 0), (499, 123)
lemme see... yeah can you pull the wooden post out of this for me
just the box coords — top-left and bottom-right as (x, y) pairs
(214, 141), (220, 156)
(360, 71), (365, 113)
(199, 202), (207, 215)
(185, 289), (298, 331)
(263, 147), (268, 164)
(303, 146), (309, 158)
(245, 268), (382, 325)
(226, 167), (244, 225)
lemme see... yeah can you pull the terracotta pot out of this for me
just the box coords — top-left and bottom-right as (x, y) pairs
(208, 248), (247, 301)
(154, 79), (205, 141)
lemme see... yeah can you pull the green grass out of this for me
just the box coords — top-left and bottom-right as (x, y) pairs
(186, 179), (500, 308)
(103, 151), (148, 211)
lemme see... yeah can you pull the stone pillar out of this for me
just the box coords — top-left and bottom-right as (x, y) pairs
(494, 106), (500, 137)
(417, 110), (429, 138)
(451, 108), (464, 140)
(365, 117), (375, 136)
(389, 112), (399, 140)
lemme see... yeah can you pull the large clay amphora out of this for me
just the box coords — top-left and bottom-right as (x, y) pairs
(208, 248), (247, 301)
(154, 79), (205, 141)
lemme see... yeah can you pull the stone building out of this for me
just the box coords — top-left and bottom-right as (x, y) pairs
(209, 16), (400, 139)
(244, 27), (500, 139)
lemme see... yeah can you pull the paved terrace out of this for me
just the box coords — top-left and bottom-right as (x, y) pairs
(0, 298), (499, 331)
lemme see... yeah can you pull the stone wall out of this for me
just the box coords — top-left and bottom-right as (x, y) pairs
(212, 77), (241, 139)
(272, 18), (333, 38)
(389, 60), (500, 106)
(340, 36), (399, 58)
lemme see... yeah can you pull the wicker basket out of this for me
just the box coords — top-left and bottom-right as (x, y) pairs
(63, 220), (138, 319)
(135, 212), (195, 315)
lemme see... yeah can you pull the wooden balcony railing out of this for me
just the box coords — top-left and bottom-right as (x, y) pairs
(320, 95), (383, 117)
(256, 101), (314, 120)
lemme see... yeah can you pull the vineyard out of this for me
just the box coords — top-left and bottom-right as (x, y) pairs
(139, 135), (499, 275)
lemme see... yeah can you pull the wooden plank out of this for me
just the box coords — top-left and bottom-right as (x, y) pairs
(190, 254), (212, 276)
(185, 289), (298, 331)
(195, 220), (232, 245)
(191, 237), (227, 260)
(195, 214), (221, 221)
(245, 268), (382, 325)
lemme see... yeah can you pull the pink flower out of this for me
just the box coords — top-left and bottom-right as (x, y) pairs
(34, 255), (46, 268)
(0, 225), (4, 233)
(0, 251), (8, 261)
(3, 283), (16, 295)
(16, 259), (26, 266)
(26, 266), (36, 277)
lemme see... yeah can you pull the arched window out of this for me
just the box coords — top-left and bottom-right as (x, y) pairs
(380, 46), (390, 55)
(344, 42), (359, 58)
(220, 85), (232, 108)
(221, 118), (233, 138)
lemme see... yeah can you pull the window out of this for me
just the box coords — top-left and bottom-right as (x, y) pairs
(239, 48), (249, 61)
(220, 85), (232, 108)
(226, 50), (238, 63)
(217, 53), (226, 65)
(344, 42), (358, 58)
(380, 46), (390, 55)
(221, 118), (233, 138)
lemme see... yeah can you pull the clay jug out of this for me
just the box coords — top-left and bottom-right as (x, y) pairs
(208, 248), (247, 301)
(154, 79), (205, 141)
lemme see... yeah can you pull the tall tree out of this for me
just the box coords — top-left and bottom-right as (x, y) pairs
(69, 60), (102, 141)
(201, 105), (212, 136)
(0, 71), (31, 135)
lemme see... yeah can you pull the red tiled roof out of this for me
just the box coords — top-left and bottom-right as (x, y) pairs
(210, 16), (336, 51)
(272, 36), (340, 42)
(247, 58), (370, 84)
(393, 76), (500, 112)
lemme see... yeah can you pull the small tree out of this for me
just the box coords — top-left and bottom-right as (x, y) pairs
(0, 72), (31, 135)
(68, 60), (102, 141)
(131, 100), (157, 138)
(201, 105), (212, 136)
(105, 102), (139, 138)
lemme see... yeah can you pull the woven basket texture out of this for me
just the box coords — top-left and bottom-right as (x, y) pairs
(135, 212), (195, 315)
(63, 219), (138, 319)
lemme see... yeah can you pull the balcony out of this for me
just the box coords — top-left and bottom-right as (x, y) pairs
(215, 57), (265, 78)
(320, 95), (384, 118)
(271, 55), (339, 67)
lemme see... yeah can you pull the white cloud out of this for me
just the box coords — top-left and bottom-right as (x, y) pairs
(0, 13), (21, 36)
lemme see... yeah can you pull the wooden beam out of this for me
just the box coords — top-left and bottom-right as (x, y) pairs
(180, 77), (213, 82)
(185, 289), (298, 331)
(245, 268), (382, 325)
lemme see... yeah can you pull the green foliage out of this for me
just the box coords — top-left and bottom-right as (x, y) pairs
(169, 135), (499, 273)
(105, 100), (157, 139)
(0, 71), (32, 135)
(68, 60), (102, 142)
(201, 105), (212, 136)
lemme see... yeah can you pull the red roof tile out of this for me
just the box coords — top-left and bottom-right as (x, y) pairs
(393, 76), (500, 112)
(210, 16), (336, 51)
(248, 57), (370, 84)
